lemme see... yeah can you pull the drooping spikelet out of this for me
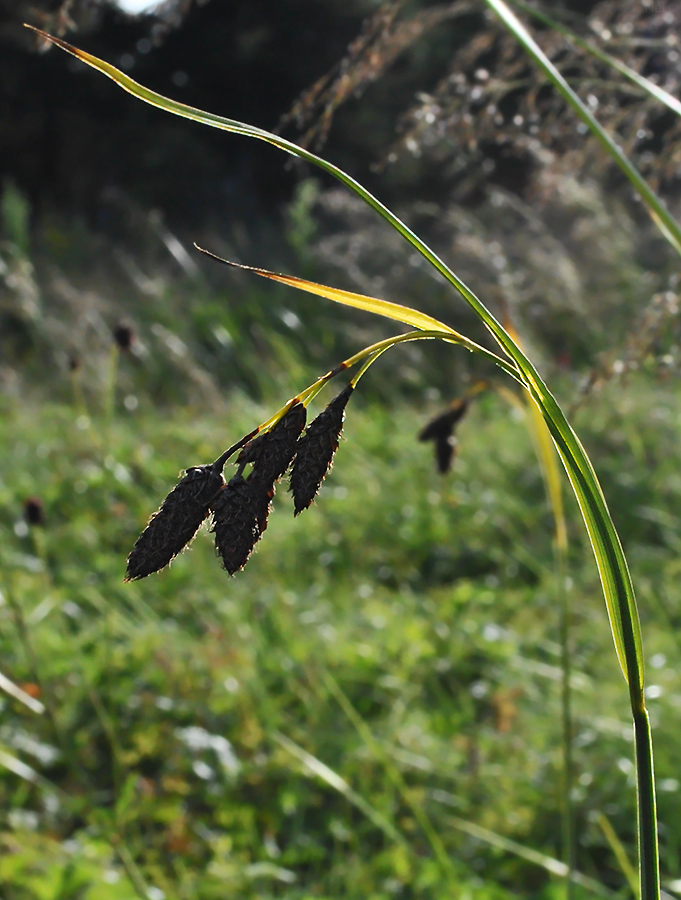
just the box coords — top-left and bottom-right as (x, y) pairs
(239, 402), (307, 532)
(211, 475), (260, 575)
(418, 398), (469, 474)
(125, 464), (224, 581)
(239, 402), (307, 483)
(290, 384), (353, 515)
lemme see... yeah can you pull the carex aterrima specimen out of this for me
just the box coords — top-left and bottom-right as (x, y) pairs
(125, 464), (225, 581)
(290, 384), (354, 515)
(124, 384), (356, 581)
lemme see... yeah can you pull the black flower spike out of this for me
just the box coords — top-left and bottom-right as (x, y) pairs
(211, 475), (261, 575)
(113, 320), (135, 352)
(418, 398), (469, 475)
(290, 383), (354, 515)
(239, 402), (307, 483)
(239, 402), (307, 532)
(24, 496), (46, 527)
(125, 464), (224, 581)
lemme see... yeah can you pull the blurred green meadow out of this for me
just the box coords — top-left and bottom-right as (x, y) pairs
(2, 213), (681, 899)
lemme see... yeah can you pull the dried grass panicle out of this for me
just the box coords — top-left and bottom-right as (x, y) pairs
(211, 475), (261, 575)
(238, 402), (307, 533)
(125, 464), (224, 581)
(290, 383), (354, 515)
(418, 398), (469, 474)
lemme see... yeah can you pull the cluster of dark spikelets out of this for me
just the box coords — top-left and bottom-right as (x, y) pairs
(418, 397), (469, 474)
(125, 385), (355, 581)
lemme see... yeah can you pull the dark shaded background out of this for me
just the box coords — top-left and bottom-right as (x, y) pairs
(1, 0), (474, 237)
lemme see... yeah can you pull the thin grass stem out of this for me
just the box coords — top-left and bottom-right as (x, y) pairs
(320, 669), (457, 879)
(104, 344), (119, 424)
(483, 0), (681, 259)
(507, 0), (681, 118)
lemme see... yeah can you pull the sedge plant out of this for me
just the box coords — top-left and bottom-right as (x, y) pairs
(28, 4), (681, 892)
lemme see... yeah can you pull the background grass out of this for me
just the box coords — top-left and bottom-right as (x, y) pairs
(2, 341), (681, 897)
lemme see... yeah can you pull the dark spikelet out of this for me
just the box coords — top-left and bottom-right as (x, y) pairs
(125, 465), (224, 581)
(435, 434), (457, 475)
(418, 398), (469, 475)
(239, 402), (307, 483)
(418, 398), (468, 443)
(24, 496), (46, 527)
(290, 383), (354, 515)
(239, 402), (307, 532)
(211, 476), (260, 575)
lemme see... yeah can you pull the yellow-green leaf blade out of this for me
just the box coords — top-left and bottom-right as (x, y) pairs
(193, 247), (522, 380)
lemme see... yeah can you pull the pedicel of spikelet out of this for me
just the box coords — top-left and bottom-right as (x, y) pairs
(290, 383), (354, 515)
(210, 475), (261, 575)
(238, 402), (307, 533)
(125, 464), (225, 581)
(418, 397), (469, 474)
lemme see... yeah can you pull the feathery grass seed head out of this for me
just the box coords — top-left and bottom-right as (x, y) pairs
(125, 464), (224, 581)
(290, 383), (354, 515)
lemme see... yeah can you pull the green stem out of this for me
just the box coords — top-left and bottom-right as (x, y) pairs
(105, 343), (119, 423)
(557, 541), (575, 900)
(483, 0), (681, 257)
(633, 706), (659, 900)
(507, 0), (681, 118)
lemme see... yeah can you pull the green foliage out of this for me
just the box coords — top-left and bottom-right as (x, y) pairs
(1, 181), (31, 255)
(1, 375), (680, 898)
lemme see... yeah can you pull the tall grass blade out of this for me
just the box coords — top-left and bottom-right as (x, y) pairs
(0, 669), (45, 714)
(431, 791), (615, 899)
(481, 0), (681, 258)
(320, 669), (457, 878)
(273, 731), (407, 847)
(507, 319), (575, 899)
(193, 246), (520, 379)
(596, 811), (639, 898)
(508, 0), (681, 118)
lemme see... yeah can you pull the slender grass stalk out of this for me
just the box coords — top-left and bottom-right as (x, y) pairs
(273, 731), (408, 848)
(1, 578), (66, 756)
(526, 413), (574, 899)
(320, 668), (457, 879)
(507, 0), (681, 119)
(0, 668), (45, 714)
(104, 343), (119, 423)
(482, 0), (681, 260)
(432, 797), (615, 899)
(505, 360), (575, 899)
(596, 811), (639, 898)
(113, 838), (152, 900)
(30, 27), (660, 896)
